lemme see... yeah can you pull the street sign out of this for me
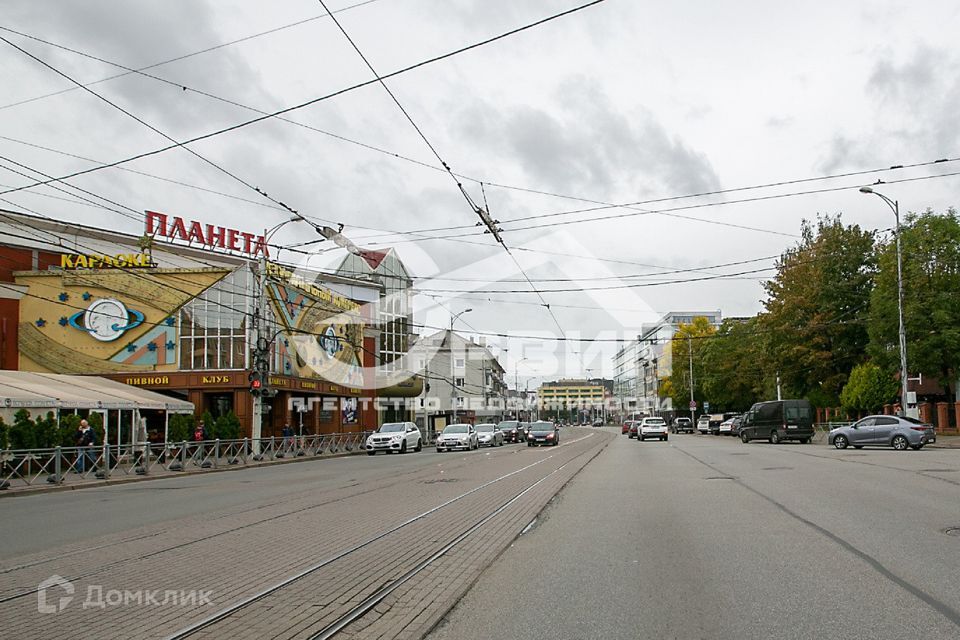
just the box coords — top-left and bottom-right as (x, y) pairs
(688, 401), (697, 411)
(704, 402), (711, 412)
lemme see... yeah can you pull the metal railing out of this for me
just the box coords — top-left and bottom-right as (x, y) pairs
(0, 431), (373, 492)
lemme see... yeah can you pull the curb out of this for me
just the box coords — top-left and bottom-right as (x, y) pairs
(0, 448), (366, 499)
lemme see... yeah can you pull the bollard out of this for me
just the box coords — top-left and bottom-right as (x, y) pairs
(213, 439), (220, 468)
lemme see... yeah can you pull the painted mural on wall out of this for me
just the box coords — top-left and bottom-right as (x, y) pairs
(269, 281), (364, 388)
(15, 266), (228, 374)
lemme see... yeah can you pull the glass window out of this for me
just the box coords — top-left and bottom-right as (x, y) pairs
(179, 267), (250, 371)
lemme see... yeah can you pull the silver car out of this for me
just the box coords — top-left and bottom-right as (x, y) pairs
(436, 424), (479, 452)
(476, 424), (504, 447)
(828, 415), (936, 451)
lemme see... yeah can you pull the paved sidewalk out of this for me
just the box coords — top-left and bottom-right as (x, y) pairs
(930, 434), (960, 449)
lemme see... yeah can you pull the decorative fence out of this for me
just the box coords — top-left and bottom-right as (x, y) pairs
(0, 431), (373, 491)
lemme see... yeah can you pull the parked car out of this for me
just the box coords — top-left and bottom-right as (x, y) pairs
(719, 415), (741, 436)
(828, 415), (936, 450)
(740, 399), (814, 444)
(673, 417), (694, 434)
(365, 422), (423, 455)
(435, 424), (478, 452)
(527, 421), (560, 446)
(628, 421), (640, 439)
(729, 415), (744, 437)
(476, 423), (504, 447)
(622, 420), (636, 435)
(592, 419), (603, 427)
(708, 414), (724, 435)
(697, 416), (711, 434)
(638, 417), (668, 442)
(497, 420), (523, 443)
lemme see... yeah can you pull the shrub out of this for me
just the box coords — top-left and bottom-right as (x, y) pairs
(213, 411), (241, 440)
(167, 414), (194, 443)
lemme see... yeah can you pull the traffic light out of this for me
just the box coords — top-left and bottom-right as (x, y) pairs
(249, 370), (264, 397)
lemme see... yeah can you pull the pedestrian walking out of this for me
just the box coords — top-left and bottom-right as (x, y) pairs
(282, 423), (293, 453)
(75, 419), (97, 473)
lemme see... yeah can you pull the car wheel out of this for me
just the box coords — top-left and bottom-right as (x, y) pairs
(367, 451), (376, 456)
(415, 439), (422, 452)
(833, 435), (848, 450)
(800, 438), (810, 444)
(663, 436), (668, 441)
(400, 441), (407, 454)
(740, 432), (749, 443)
(770, 431), (781, 445)
(892, 435), (909, 451)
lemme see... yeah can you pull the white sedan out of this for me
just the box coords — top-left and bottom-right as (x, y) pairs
(436, 424), (479, 452)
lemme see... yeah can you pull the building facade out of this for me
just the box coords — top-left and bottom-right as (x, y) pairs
(0, 209), (381, 443)
(538, 379), (606, 423)
(411, 330), (506, 437)
(335, 247), (421, 424)
(612, 310), (723, 417)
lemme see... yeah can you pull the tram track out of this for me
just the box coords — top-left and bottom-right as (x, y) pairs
(164, 433), (605, 640)
(0, 433), (598, 612)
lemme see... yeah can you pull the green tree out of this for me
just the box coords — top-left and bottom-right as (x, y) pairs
(167, 414), (194, 443)
(701, 318), (766, 412)
(86, 412), (105, 446)
(663, 317), (717, 412)
(59, 414), (82, 447)
(868, 208), (960, 398)
(840, 362), (898, 415)
(0, 416), (8, 450)
(9, 409), (36, 450)
(760, 214), (876, 405)
(213, 411), (241, 440)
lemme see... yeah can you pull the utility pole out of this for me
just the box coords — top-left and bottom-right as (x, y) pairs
(688, 334), (695, 421)
(776, 371), (782, 401)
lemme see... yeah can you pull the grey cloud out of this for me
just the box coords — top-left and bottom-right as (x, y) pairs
(456, 78), (721, 198)
(4, 0), (270, 138)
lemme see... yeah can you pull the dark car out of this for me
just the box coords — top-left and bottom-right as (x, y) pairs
(497, 420), (523, 443)
(740, 399), (815, 444)
(628, 421), (640, 439)
(673, 417), (693, 434)
(708, 415), (723, 436)
(829, 415), (936, 450)
(527, 421), (560, 446)
(729, 415), (744, 437)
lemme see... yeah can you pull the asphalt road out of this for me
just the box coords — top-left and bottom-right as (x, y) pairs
(427, 429), (960, 640)
(0, 443), (507, 558)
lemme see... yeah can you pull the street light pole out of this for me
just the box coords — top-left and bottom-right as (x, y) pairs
(860, 186), (911, 418)
(688, 334), (695, 421)
(251, 216), (301, 453)
(515, 357), (528, 420)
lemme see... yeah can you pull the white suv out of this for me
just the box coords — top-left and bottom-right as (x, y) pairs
(638, 417), (669, 442)
(366, 422), (422, 455)
(697, 416), (711, 434)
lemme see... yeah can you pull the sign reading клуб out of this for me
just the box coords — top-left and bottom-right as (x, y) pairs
(145, 210), (270, 257)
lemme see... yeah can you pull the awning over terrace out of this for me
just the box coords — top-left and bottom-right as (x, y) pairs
(0, 371), (194, 412)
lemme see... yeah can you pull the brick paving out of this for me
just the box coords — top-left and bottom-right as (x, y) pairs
(1, 429), (612, 640)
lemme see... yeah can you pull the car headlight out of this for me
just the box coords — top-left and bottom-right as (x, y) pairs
(391, 434), (403, 441)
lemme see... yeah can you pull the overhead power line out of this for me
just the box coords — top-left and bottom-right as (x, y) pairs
(0, 35), (335, 237)
(0, 0), (387, 111)
(0, 0), (611, 199)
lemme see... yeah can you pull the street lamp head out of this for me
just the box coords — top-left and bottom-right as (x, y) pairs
(464, 308), (473, 313)
(858, 186), (874, 194)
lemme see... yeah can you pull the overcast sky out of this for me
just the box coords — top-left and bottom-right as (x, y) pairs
(2, 0), (959, 382)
